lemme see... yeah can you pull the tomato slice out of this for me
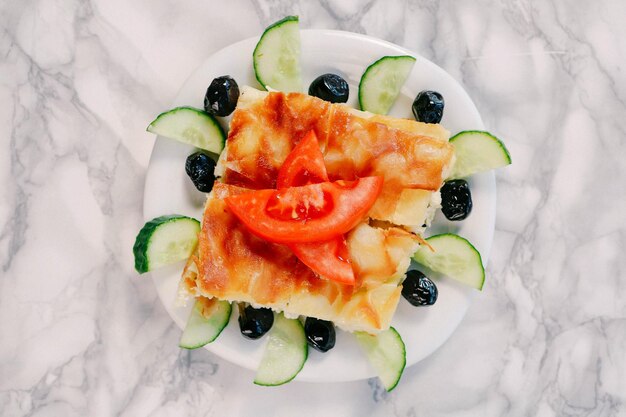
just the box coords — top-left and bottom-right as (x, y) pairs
(274, 131), (355, 284)
(276, 130), (329, 188)
(224, 177), (383, 244)
(215, 182), (355, 284)
(289, 239), (355, 285)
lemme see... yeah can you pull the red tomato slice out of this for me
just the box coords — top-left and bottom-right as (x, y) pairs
(276, 130), (329, 188)
(274, 132), (355, 284)
(288, 239), (355, 285)
(224, 176), (383, 244)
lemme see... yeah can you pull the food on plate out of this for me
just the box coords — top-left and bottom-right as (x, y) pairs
(358, 55), (416, 115)
(253, 16), (301, 92)
(133, 215), (200, 273)
(137, 15), (513, 391)
(204, 75), (240, 117)
(304, 317), (336, 353)
(185, 151), (217, 192)
(308, 73), (350, 103)
(146, 106), (225, 154)
(413, 234), (485, 290)
(183, 180), (417, 333)
(440, 179), (473, 221)
(179, 296), (232, 349)
(412, 90), (445, 124)
(401, 270), (438, 306)
(448, 130), (512, 179)
(179, 87), (454, 334)
(253, 313), (308, 386)
(221, 86), (452, 233)
(355, 327), (406, 391)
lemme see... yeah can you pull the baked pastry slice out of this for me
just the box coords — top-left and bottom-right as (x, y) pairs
(180, 87), (455, 333)
(219, 87), (453, 231)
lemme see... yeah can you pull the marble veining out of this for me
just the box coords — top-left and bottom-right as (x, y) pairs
(1, 0), (625, 416)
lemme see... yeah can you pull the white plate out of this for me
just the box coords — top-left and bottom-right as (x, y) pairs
(143, 30), (495, 383)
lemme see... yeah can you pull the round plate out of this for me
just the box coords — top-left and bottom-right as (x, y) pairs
(144, 30), (495, 383)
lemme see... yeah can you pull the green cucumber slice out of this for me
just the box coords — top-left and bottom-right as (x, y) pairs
(254, 313), (308, 386)
(147, 107), (225, 154)
(413, 233), (485, 290)
(253, 16), (302, 92)
(358, 55), (416, 114)
(449, 130), (512, 179)
(179, 298), (232, 349)
(133, 215), (200, 273)
(355, 327), (406, 392)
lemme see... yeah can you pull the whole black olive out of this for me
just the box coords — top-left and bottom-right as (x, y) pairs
(412, 90), (444, 124)
(238, 305), (274, 339)
(185, 152), (216, 192)
(204, 75), (240, 117)
(308, 74), (349, 103)
(440, 179), (473, 221)
(401, 270), (438, 306)
(304, 317), (336, 352)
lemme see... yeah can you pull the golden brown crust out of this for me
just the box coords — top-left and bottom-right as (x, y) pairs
(224, 90), (453, 192)
(225, 92), (332, 189)
(184, 88), (452, 332)
(189, 186), (416, 331)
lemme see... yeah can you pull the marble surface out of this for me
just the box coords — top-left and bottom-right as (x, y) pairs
(1, 0), (625, 416)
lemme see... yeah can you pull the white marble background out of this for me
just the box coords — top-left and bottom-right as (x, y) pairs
(1, 0), (625, 416)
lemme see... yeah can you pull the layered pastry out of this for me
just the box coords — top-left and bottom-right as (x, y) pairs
(179, 86), (455, 333)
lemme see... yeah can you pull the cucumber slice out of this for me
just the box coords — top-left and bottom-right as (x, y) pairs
(133, 215), (200, 273)
(358, 55), (416, 114)
(179, 298), (232, 349)
(254, 313), (308, 386)
(253, 16), (302, 92)
(449, 130), (512, 179)
(355, 327), (406, 392)
(147, 107), (225, 154)
(413, 233), (485, 290)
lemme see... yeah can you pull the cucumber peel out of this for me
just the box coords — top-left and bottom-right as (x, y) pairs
(253, 16), (302, 92)
(413, 233), (485, 290)
(358, 55), (416, 114)
(449, 130), (511, 179)
(179, 298), (232, 349)
(355, 326), (406, 391)
(254, 313), (308, 386)
(147, 106), (225, 154)
(133, 215), (200, 273)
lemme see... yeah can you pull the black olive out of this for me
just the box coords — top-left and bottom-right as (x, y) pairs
(185, 152), (216, 192)
(401, 270), (438, 306)
(308, 74), (349, 103)
(204, 75), (240, 117)
(304, 317), (336, 352)
(412, 90), (444, 124)
(238, 305), (274, 339)
(440, 179), (473, 221)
